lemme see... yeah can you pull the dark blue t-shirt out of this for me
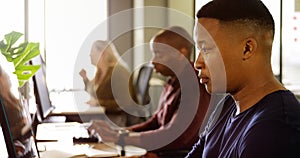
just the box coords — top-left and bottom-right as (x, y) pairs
(186, 90), (300, 158)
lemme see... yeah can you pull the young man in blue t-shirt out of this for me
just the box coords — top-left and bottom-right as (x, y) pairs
(187, 0), (300, 157)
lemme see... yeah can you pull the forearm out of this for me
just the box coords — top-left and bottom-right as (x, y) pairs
(80, 74), (89, 84)
(129, 110), (200, 152)
(124, 132), (142, 147)
(124, 126), (177, 151)
(127, 114), (159, 132)
(82, 78), (91, 91)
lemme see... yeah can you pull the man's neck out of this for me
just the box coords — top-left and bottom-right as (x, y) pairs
(232, 76), (285, 115)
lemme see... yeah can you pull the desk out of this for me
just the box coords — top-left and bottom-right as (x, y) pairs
(36, 122), (146, 158)
(38, 142), (146, 158)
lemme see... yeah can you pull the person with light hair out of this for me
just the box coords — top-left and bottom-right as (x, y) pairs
(79, 40), (139, 127)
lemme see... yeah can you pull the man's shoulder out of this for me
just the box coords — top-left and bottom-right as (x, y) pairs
(258, 90), (300, 111)
(250, 90), (300, 131)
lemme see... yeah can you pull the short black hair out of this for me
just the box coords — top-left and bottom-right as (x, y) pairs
(196, 0), (274, 32)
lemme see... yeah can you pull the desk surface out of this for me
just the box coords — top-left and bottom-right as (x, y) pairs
(36, 122), (146, 158)
(38, 142), (146, 158)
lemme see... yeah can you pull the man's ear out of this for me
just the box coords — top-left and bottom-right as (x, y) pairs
(180, 47), (189, 59)
(243, 38), (257, 61)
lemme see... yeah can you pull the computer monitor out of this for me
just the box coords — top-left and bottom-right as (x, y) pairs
(0, 96), (18, 158)
(31, 55), (55, 121)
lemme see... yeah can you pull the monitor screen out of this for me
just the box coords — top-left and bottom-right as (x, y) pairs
(31, 55), (54, 121)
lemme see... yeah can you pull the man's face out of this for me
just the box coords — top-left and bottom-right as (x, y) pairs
(194, 18), (243, 94)
(150, 40), (182, 77)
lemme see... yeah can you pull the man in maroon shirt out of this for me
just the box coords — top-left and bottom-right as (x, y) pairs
(88, 26), (211, 157)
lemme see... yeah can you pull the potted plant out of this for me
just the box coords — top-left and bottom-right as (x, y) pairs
(0, 31), (41, 157)
(0, 31), (41, 88)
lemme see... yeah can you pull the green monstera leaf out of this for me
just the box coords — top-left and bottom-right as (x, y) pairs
(0, 31), (40, 87)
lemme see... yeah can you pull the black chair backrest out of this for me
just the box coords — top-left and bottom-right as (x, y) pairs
(134, 64), (154, 105)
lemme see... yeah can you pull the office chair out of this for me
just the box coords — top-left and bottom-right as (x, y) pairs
(133, 63), (154, 117)
(134, 64), (154, 105)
